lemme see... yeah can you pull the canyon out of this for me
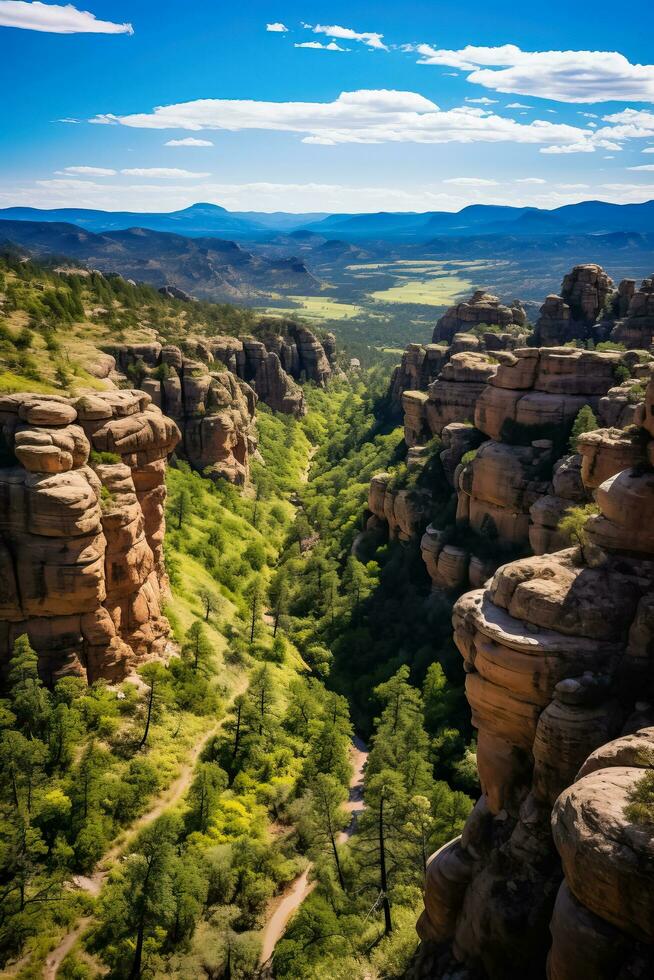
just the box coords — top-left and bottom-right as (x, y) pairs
(1, 255), (653, 979)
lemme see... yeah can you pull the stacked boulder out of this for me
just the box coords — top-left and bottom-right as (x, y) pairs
(414, 368), (654, 978)
(0, 390), (179, 684)
(611, 275), (654, 348)
(535, 264), (615, 345)
(402, 352), (498, 447)
(433, 290), (527, 344)
(110, 343), (258, 484)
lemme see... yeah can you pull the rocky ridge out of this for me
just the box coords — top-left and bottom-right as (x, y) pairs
(0, 390), (180, 683)
(401, 269), (654, 978)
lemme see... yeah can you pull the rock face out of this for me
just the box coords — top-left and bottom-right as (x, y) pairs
(535, 265), (615, 345)
(611, 275), (654, 348)
(433, 290), (527, 344)
(110, 344), (258, 483)
(414, 367), (654, 978)
(211, 321), (334, 392)
(0, 391), (180, 684)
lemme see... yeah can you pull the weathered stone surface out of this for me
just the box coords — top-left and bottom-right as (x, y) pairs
(577, 427), (647, 489)
(612, 276), (654, 348)
(434, 290), (526, 344)
(0, 392), (179, 683)
(535, 265), (614, 345)
(552, 765), (654, 941)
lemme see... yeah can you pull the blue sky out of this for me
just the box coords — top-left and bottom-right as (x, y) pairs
(1, 0), (654, 213)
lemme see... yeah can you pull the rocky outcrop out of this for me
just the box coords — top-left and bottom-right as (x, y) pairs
(0, 390), (180, 684)
(367, 473), (432, 542)
(110, 344), (257, 483)
(211, 321), (334, 390)
(403, 353), (498, 447)
(611, 275), (654, 348)
(414, 367), (654, 978)
(433, 290), (527, 344)
(390, 343), (451, 405)
(535, 265), (615, 345)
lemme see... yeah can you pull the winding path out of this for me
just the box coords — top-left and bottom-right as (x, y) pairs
(258, 737), (368, 965)
(32, 716), (225, 979)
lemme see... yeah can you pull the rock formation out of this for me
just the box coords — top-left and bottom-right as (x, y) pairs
(433, 290), (527, 345)
(110, 343), (258, 484)
(0, 390), (180, 684)
(611, 275), (654, 348)
(413, 367), (654, 978)
(535, 264), (615, 345)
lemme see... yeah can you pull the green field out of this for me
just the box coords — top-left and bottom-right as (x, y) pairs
(368, 273), (475, 306)
(257, 293), (366, 321)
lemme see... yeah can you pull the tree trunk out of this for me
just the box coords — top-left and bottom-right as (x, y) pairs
(379, 791), (392, 935)
(139, 679), (155, 749)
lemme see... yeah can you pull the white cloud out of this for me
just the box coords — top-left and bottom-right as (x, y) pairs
(506, 102), (532, 109)
(540, 142), (596, 154)
(0, 1), (132, 33)
(579, 112), (598, 118)
(55, 165), (117, 176)
(643, 146), (654, 153)
(310, 23), (387, 50)
(443, 177), (499, 186)
(165, 137), (214, 147)
(56, 117), (80, 123)
(294, 40), (345, 51)
(414, 43), (654, 103)
(558, 183), (589, 189)
(266, 22), (288, 32)
(120, 168), (211, 178)
(465, 96), (497, 104)
(515, 177), (546, 184)
(90, 88), (603, 152)
(587, 122), (598, 127)
(302, 135), (337, 145)
(628, 164), (654, 171)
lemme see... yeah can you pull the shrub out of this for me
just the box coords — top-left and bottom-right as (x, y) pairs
(624, 751), (654, 825)
(569, 406), (598, 451)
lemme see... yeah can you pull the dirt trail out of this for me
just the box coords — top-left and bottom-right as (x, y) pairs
(29, 709), (230, 979)
(258, 737), (368, 965)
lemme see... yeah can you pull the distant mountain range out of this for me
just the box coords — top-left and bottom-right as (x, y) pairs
(1, 199), (653, 242)
(0, 203), (328, 241)
(0, 219), (319, 301)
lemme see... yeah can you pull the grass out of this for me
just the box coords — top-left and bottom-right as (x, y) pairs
(368, 273), (476, 307)
(257, 294), (366, 321)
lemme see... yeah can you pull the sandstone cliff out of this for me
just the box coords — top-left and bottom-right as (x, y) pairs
(0, 390), (179, 684)
(412, 369), (654, 979)
(110, 342), (258, 483)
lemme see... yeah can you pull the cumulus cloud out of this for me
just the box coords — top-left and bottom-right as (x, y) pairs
(506, 102), (532, 109)
(515, 177), (546, 184)
(294, 40), (345, 51)
(89, 88), (608, 152)
(414, 43), (654, 103)
(628, 164), (654, 171)
(0, 1), (132, 34)
(443, 177), (499, 186)
(55, 165), (116, 176)
(465, 96), (497, 104)
(266, 22), (287, 32)
(309, 23), (387, 50)
(165, 137), (214, 147)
